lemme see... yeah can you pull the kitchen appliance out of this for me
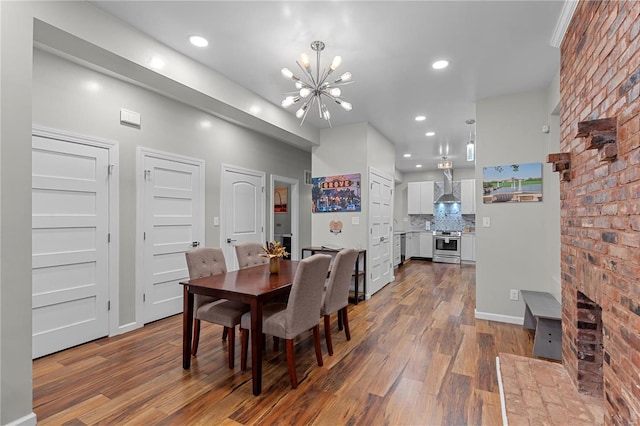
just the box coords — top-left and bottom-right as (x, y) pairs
(434, 168), (460, 204)
(432, 230), (461, 263)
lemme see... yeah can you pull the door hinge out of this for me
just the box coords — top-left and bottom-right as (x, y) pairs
(107, 233), (111, 243)
(143, 294), (146, 302)
(107, 300), (111, 311)
(143, 232), (146, 240)
(144, 169), (151, 180)
(262, 186), (265, 193)
(108, 164), (115, 176)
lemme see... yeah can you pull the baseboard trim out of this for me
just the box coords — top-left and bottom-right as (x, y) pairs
(5, 412), (37, 426)
(475, 310), (523, 325)
(114, 321), (142, 336)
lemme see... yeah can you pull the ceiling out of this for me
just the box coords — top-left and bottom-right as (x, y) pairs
(92, 1), (565, 172)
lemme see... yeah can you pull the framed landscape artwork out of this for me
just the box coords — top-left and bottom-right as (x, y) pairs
(482, 162), (542, 203)
(311, 173), (361, 213)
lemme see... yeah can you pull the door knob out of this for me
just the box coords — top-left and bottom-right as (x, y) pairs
(192, 241), (199, 247)
(226, 238), (237, 244)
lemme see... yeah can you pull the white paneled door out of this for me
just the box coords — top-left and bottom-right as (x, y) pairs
(368, 167), (393, 295)
(141, 151), (204, 324)
(32, 134), (112, 358)
(222, 165), (265, 271)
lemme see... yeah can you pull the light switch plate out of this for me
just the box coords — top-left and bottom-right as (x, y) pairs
(482, 217), (491, 227)
(213, 216), (219, 226)
(352, 217), (360, 225)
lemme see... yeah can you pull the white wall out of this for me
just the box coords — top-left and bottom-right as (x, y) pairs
(475, 88), (561, 322)
(312, 123), (368, 249)
(1, 3), (36, 423)
(32, 48), (312, 325)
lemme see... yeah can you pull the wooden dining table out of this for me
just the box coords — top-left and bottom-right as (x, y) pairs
(180, 259), (299, 395)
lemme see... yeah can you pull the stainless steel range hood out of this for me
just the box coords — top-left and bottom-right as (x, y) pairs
(435, 169), (460, 204)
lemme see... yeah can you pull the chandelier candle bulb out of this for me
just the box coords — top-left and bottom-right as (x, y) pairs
(300, 53), (311, 71)
(299, 87), (312, 98)
(330, 56), (342, 71)
(280, 67), (299, 81)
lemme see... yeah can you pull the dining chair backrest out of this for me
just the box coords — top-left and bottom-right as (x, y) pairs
(185, 247), (227, 310)
(322, 248), (359, 315)
(235, 242), (269, 269)
(186, 247), (227, 279)
(283, 254), (332, 339)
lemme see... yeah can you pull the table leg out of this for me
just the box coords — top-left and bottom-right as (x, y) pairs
(182, 286), (194, 369)
(250, 300), (263, 395)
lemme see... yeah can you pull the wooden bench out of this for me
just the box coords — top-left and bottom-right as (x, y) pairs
(520, 290), (562, 361)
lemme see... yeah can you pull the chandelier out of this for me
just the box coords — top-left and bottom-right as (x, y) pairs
(437, 157), (453, 169)
(280, 41), (353, 126)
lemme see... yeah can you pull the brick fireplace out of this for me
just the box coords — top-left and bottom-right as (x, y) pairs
(559, 1), (640, 424)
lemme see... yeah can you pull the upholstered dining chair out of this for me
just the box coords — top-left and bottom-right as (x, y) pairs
(321, 248), (359, 355)
(185, 247), (249, 368)
(239, 254), (332, 389)
(235, 242), (269, 269)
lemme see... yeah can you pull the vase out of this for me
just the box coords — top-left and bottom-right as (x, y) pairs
(269, 257), (280, 274)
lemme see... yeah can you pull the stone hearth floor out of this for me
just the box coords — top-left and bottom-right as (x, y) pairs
(498, 353), (604, 425)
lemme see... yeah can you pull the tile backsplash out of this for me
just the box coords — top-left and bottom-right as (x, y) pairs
(409, 210), (475, 232)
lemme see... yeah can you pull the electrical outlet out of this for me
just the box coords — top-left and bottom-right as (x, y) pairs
(510, 289), (519, 301)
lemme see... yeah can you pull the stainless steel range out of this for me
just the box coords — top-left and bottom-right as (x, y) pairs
(432, 231), (461, 264)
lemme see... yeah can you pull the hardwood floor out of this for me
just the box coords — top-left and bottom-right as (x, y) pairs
(33, 260), (533, 425)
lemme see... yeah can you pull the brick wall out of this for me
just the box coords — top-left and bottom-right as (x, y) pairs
(560, 1), (640, 424)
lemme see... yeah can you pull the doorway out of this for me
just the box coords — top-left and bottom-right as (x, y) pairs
(136, 147), (205, 325)
(270, 175), (299, 260)
(368, 167), (393, 295)
(31, 126), (119, 358)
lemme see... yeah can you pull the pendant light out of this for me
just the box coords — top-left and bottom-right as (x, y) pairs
(466, 119), (476, 162)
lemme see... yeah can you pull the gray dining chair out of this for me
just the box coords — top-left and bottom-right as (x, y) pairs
(185, 247), (249, 368)
(321, 248), (359, 355)
(235, 242), (269, 269)
(239, 254), (332, 389)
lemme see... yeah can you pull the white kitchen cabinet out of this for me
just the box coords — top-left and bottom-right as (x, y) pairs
(407, 181), (434, 215)
(461, 179), (476, 215)
(419, 232), (433, 258)
(393, 234), (401, 267)
(461, 233), (475, 262)
(406, 232), (420, 258)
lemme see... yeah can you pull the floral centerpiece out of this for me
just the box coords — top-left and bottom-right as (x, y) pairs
(262, 241), (289, 274)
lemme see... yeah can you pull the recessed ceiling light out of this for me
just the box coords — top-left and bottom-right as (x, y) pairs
(148, 55), (165, 70)
(432, 60), (449, 70)
(403, 153), (411, 158)
(415, 115), (426, 121)
(189, 35), (209, 47)
(416, 164), (423, 168)
(425, 131), (435, 137)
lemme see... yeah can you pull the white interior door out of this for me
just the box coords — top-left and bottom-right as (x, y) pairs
(222, 165), (265, 270)
(368, 168), (393, 295)
(141, 150), (204, 324)
(32, 134), (111, 358)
